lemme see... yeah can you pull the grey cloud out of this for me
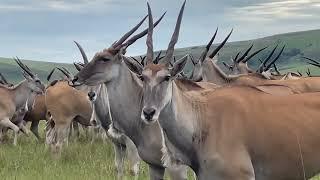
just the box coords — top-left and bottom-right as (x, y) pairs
(0, 0), (318, 63)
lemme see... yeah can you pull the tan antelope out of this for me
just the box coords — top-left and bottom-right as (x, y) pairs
(0, 72), (30, 143)
(72, 11), (191, 180)
(124, 2), (320, 179)
(0, 58), (45, 145)
(45, 79), (93, 155)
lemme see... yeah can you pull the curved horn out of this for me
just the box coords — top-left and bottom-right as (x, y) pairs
(190, 54), (196, 65)
(199, 28), (218, 63)
(209, 29), (233, 59)
(233, 52), (241, 63)
(257, 44), (279, 72)
(120, 12), (166, 50)
(265, 45), (285, 71)
(74, 41), (89, 64)
(73, 62), (83, 71)
(47, 67), (56, 81)
(273, 63), (281, 75)
(57, 67), (71, 79)
(242, 46), (268, 63)
(131, 56), (143, 66)
(112, 15), (148, 49)
(14, 57), (34, 78)
(303, 56), (320, 65)
(154, 51), (162, 64)
(236, 44), (254, 63)
(163, 0), (186, 65)
(0, 73), (9, 84)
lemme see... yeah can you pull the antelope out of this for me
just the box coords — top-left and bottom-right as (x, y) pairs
(0, 72), (30, 142)
(45, 79), (93, 155)
(88, 84), (141, 178)
(23, 94), (47, 140)
(72, 12), (190, 180)
(124, 2), (320, 179)
(74, 42), (142, 179)
(0, 58), (45, 145)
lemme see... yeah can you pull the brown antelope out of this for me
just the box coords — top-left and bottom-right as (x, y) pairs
(124, 2), (320, 179)
(23, 94), (47, 140)
(72, 11), (191, 180)
(45, 80), (92, 155)
(0, 58), (45, 145)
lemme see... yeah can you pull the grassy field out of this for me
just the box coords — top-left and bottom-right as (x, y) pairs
(1, 124), (320, 180)
(0, 123), (196, 180)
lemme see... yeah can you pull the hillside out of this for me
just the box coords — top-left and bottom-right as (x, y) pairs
(166, 29), (320, 75)
(1, 29), (320, 83)
(0, 57), (77, 83)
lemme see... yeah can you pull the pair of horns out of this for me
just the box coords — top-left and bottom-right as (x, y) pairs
(257, 44), (285, 73)
(47, 67), (73, 81)
(146, 1), (186, 65)
(0, 72), (9, 84)
(196, 28), (232, 64)
(14, 57), (35, 78)
(73, 12), (166, 64)
(304, 57), (320, 68)
(232, 45), (267, 63)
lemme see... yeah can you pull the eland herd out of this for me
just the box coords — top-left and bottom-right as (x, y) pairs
(2, 1), (320, 180)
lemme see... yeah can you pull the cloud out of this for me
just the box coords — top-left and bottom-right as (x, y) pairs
(0, 0), (319, 63)
(227, 0), (320, 22)
(0, 0), (135, 13)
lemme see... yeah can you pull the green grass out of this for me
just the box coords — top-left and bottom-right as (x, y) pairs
(0, 123), (195, 180)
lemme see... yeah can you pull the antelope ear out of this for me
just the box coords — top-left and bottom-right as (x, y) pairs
(122, 56), (143, 75)
(171, 55), (188, 77)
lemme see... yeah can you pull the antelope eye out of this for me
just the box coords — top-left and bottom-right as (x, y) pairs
(101, 57), (110, 62)
(164, 75), (171, 81)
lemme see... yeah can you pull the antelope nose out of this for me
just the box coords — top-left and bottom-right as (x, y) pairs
(143, 108), (156, 121)
(88, 91), (96, 101)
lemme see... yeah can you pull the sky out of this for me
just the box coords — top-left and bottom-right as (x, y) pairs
(0, 0), (319, 63)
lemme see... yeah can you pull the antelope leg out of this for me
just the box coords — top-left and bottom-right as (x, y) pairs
(149, 164), (165, 180)
(0, 118), (20, 146)
(30, 120), (40, 140)
(113, 142), (126, 180)
(126, 137), (141, 176)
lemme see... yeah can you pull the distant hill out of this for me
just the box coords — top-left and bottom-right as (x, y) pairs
(0, 57), (77, 83)
(159, 29), (320, 76)
(1, 29), (320, 84)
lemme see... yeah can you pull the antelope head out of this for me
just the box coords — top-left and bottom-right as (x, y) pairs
(190, 28), (232, 82)
(14, 57), (45, 94)
(72, 13), (166, 86)
(233, 45), (268, 74)
(123, 1), (187, 124)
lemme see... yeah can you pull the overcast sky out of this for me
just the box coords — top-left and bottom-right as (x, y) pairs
(0, 0), (319, 63)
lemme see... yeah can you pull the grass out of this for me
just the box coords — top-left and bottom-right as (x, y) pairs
(0, 123), (195, 180)
(1, 123), (319, 180)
